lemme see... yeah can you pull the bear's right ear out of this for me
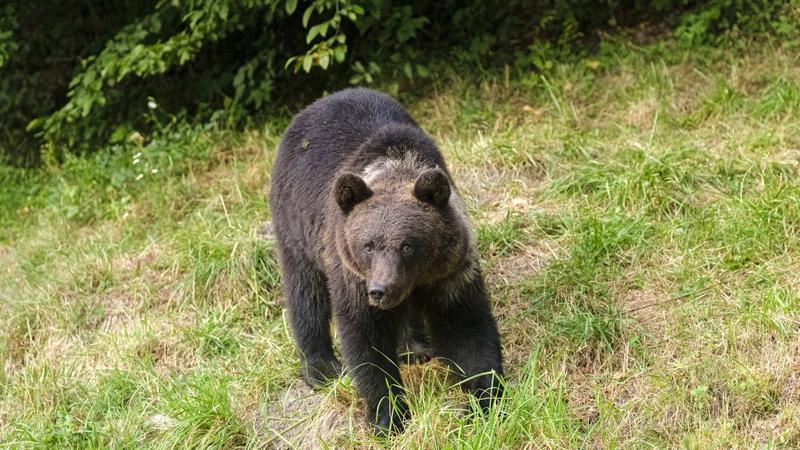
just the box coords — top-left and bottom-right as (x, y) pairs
(334, 173), (373, 214)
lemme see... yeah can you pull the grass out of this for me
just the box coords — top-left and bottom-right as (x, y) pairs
(3, 30), (800, 448)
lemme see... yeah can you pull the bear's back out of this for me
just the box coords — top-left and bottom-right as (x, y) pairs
(274, 90), (414, 198)
(281, 88), (415, 161)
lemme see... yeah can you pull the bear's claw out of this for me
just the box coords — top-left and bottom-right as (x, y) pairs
(399, 327), (435, 365)
(398, 344), (435, 364)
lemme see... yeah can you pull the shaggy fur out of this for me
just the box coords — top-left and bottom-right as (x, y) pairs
(269, 88), (503, 435)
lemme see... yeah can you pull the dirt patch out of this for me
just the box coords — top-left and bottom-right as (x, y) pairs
(113, 244), (163, 273)
(260, 361), (458, 449)
(39, 332), (85, 368)
(265, 381), (364, 449)
(133, 317), (195, 378)
(455, 165), (544, 215)
(621, 287), (671, 331)
(98, 244), (177, 332)
(489, 241), (558, 285)
(91, 285), (141, 332)
(624, 93), (659, 132)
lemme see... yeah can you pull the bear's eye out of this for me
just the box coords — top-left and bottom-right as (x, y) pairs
(364, 243), (374, 254)
(401, 244), (413, 254)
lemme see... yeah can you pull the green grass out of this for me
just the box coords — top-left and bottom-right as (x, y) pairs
(3, 32), (800, 448)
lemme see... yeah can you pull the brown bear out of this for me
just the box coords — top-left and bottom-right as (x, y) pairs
(269, 88), (503, 435)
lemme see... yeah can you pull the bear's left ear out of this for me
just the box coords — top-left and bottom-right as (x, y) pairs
(334, 173), (373, 214)
(414, 169), (451, 209)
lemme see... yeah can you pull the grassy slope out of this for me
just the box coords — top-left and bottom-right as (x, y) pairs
(2, 35), (800, 449)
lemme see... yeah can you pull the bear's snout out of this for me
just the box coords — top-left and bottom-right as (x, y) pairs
(367, 281), (404, 309)
(367, 255), (408, 309)
(368, 283), (386, 301)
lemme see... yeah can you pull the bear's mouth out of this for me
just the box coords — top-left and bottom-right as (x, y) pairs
(368, 295), (405, 309)
(367, 283), (410, 309)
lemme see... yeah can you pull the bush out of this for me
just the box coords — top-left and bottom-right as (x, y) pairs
(0, 0), (796, 163)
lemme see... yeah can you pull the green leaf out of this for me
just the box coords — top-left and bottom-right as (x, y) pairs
(233, 68), (245, 88)
(416, 64), (431, 77)
(334, 45), (346, 62)
(302, 54), (313, 72)
(285, 0), (297, 15)
(307, 24), (321, 43)
(302, 7), (313, 27)
(110, 124), (133, 143)
(319, 52), (330, 69)
(403, 63), (413, 80)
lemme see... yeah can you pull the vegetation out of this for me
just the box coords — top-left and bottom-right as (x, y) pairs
(2, 1), (800, 448)
(2, 0), (798, 163)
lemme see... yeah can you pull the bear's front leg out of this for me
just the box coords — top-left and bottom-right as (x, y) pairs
(331, 279), (409, 435)
(428, 274), (504, 412)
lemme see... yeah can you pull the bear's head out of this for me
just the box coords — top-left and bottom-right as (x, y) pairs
(333, 166), (472, 309)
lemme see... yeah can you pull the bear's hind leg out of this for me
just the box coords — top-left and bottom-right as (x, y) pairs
(279, 247), (342, 386)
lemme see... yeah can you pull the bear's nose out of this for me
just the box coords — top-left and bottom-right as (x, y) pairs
(368, 285), (385, 301)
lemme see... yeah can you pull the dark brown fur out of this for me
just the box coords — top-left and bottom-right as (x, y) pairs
(269, 88), (503, 435)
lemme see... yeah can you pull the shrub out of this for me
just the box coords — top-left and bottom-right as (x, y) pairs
(0, 0), (796, 163)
